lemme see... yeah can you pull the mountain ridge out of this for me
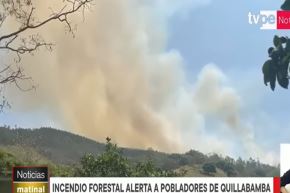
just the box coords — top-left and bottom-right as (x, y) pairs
(0, 126), (279, 177)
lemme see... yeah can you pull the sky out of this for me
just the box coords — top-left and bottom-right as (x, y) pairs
(281, 144), (290, 175)
(0, 0), (289, 165)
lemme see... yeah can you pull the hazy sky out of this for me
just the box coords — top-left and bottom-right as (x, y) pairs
(166, 0), (288, 164)
(0, 0), (289, 165)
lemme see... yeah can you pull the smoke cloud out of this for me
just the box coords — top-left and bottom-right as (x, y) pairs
(193, 64), (277, 164)
(4, 0), (277, 164)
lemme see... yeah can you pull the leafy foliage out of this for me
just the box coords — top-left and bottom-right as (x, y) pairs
(0, 150), (20, 174)
(78, 138), (177, 177)
(262, 0), (290, 90)
(282, 0), (290, 10)
(262, 35), (290, 90)
(79, 138), (131, 177)
(215, 159), (237, 177)
(202, 163), (216, 174)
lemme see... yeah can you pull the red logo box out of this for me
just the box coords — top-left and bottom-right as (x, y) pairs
(277, 11), (290, 29)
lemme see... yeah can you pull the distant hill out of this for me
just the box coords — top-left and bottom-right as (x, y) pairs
(0, 126), (279, 177)
(0, 127), (105, 164)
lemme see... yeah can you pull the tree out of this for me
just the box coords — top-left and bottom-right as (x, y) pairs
(262, 35), (290, 90)
(0, 0), (92, 110)
(79, 137), (131, 177)
(0, 149), (21, 176)
(132, 161), (175, 177)
(78, 138), (177, 177)
(254, 168), (266, 177)
(211, 157), (239, 177)
(262, 0), (290, 91)
(202, 163), (216, 174)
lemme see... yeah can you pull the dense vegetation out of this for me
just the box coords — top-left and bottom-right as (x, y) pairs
(0, 126), (279, 177)
(0, 136), (176, 177)
(77, 138), (177, 177)
(262, 0), (290, 90)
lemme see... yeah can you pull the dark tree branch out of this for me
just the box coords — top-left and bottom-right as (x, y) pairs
(0, 0), (92, 57)
(26, 7), (34, 26)
(0, 0), (92, 110)
(0, 42), (53, 54)
(0, 0), (92, 42)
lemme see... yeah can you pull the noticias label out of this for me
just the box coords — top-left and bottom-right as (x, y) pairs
(248, 10), (290, 30)
(12, 166), (49, 193)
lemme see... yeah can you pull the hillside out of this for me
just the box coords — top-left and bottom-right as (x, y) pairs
(0, 126), (279, 177)
(0, 126), (105, 164)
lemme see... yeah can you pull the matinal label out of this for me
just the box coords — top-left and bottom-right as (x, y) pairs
(12, 166), (49, 193)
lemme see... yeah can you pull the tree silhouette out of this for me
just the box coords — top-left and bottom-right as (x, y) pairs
(262, 0), (290, 91)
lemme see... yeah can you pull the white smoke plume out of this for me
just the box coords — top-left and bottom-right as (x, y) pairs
(193, 64), (277, 164)
(3, 0), (277, 164)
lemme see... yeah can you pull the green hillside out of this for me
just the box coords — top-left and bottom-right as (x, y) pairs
(0, 126), (279, 177)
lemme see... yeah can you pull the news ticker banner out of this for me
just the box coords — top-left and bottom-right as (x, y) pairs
(9, 166), (282, 193)
(50, 177), (281, 193)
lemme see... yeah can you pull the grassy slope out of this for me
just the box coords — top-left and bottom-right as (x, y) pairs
(0, 126), (279, 177)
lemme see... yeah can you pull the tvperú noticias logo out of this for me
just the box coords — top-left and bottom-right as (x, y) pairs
(248, 10), (290, 29)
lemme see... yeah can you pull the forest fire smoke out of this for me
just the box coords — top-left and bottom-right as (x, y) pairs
(5, 0), (277, 164)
